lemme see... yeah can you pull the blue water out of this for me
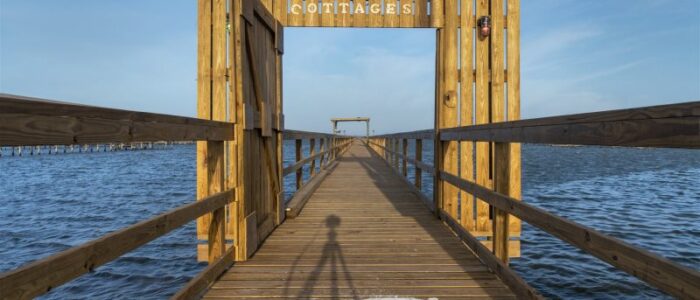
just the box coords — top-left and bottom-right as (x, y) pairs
(1, 143), (698, 299)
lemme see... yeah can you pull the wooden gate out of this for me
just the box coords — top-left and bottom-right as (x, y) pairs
(197, 0), (283, 262)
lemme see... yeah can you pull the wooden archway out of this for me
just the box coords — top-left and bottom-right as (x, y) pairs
(197, 0), (521, 261)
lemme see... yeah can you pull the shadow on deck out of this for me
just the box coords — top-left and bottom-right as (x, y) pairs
(202, 142), (516, 299)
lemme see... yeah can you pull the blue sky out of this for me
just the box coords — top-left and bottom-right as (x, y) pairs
(1, 1), (698, 135)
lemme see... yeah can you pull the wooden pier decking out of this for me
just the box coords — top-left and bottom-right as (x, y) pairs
(201, 143), (516, 299)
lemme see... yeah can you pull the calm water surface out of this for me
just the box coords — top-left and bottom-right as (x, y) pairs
(1, 143), (698, 299)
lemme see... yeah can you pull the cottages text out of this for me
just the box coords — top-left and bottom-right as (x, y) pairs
(289, 2), (413, 15)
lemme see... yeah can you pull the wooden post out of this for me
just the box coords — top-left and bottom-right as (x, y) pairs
(507, 0), (523, 236)
(415, 139), (422, 189)
(475, 0), (491, 233)
(319, 138), (325, 167)
(439, 0), (459, 219)
(493, 142), (510, 263)
(207, 141), (226, 263)
(460, 0), (475, 231)
(402, 139), (408, 177)
(309, 138), (316, 176)
(295, 139), (302, 189)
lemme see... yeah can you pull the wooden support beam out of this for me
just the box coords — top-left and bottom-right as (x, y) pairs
(309, 138), (316, 176)
(493, 142), (510, 263)
(295, 139), (303, 189)
(402, 139), (408, 177)
(415, 139), (423, 189)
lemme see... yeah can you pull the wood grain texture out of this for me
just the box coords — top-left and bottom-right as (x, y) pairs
(506, 0), (522, 235)
(200, 143), (518, 299)
(460, 0), (475, 231)
(440, 101), (700, 148)
(0, 191), (233, 300)
(0, 94), (234, 146)
(474, 0), (492, 234)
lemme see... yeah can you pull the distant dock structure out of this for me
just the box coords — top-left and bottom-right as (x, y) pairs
(0, 141), (188, 157)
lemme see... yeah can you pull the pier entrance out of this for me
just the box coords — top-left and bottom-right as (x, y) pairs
(1, 1), (698, 299)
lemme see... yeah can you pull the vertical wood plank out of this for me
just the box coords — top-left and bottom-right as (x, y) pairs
(309, 138), (316, 176)
(384, 0), (399, 27)
(431, 0), (444, 28)
(493, 142), (510, 263)
(353, 0), (368, 27)
(402, 139), (408, 177)
(289, 0), (304, 26)
(507, 0), (522, 237)
(442, 0), (459, 219)
(415, 139), (423, 189)
(368, 0), (383, 27)
(274, 0), (287, 25)
(491, 0), (506, 238)
(305, 0), (320, 26)
(197, 0), (213, 240)
(231, 0), (246, 261)
(474, 0), (491, 233)
(319, 138), (326, 166)
(321, 0), (335, 26)
(208, 141), (226, 263)
(295, 139), (302, 189)
(433, 28), (444, 215)
(399, 0), (413, 28)
(414, 0), (428, 27)
(459, 0), (475, 230)
(337, 0), (352, 26)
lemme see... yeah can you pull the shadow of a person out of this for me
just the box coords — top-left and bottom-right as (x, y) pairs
(298, 215), (358, 299)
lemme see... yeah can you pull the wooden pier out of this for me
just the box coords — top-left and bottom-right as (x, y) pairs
(1, 0), (699, 299)
(201, 143), (520, 299)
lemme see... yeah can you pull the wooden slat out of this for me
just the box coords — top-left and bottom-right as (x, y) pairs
(492, 142), (509, 263)
(440, 171), (700, 300)
(414, 0), (429, 27)
(288, 0), (304, 26)
(353, 0), (367, 27)
(399, 0), (413, 27)
(197, 0), (214, 241)
(320, 0), (334, 27)
(459, 0), (475, 231)
(295, 139), (303, 189)
(506, 0), (522, 235)
(304, 0), (320, 26)
(431, 0), (443, 28)
(336, 0), (352, 27)
(309, 138), (316, 176)
(368, 0), (382, 27)
(0, 190), (233, 300)
(0, 94), (234, 146)
(440, 101), (700, 148)
(441, 0), (459, 219)
(384, 0), (399, 27)
(474, 0), (491, 234)
(283, 142), (347, 175)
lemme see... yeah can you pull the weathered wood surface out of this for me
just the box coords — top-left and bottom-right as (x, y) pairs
(0, 94), (234, 146)
(440, 101), (700, 148)
(201, 143), (520, 299)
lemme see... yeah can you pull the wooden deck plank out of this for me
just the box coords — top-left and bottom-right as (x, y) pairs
(202, 142), (516, 299)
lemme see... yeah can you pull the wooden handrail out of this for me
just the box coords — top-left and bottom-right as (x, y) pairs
(371, 129), (434, 140)
(0, 190), (234, 299)
(369, 140), (435, 174)
(282, 130), (336, 140)
(0, 93), (234, 146)
(440, 101), (700, 148)
(439, 171), (700, 300)
(282, 142), (347, 175)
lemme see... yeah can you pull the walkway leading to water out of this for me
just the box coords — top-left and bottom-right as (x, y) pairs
(202, 143), (515, 299)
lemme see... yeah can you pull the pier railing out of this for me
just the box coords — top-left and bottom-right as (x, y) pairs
(0, 94), (348, 299)
(282, 130), (353, 218)
(369, 101), (700, 299)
